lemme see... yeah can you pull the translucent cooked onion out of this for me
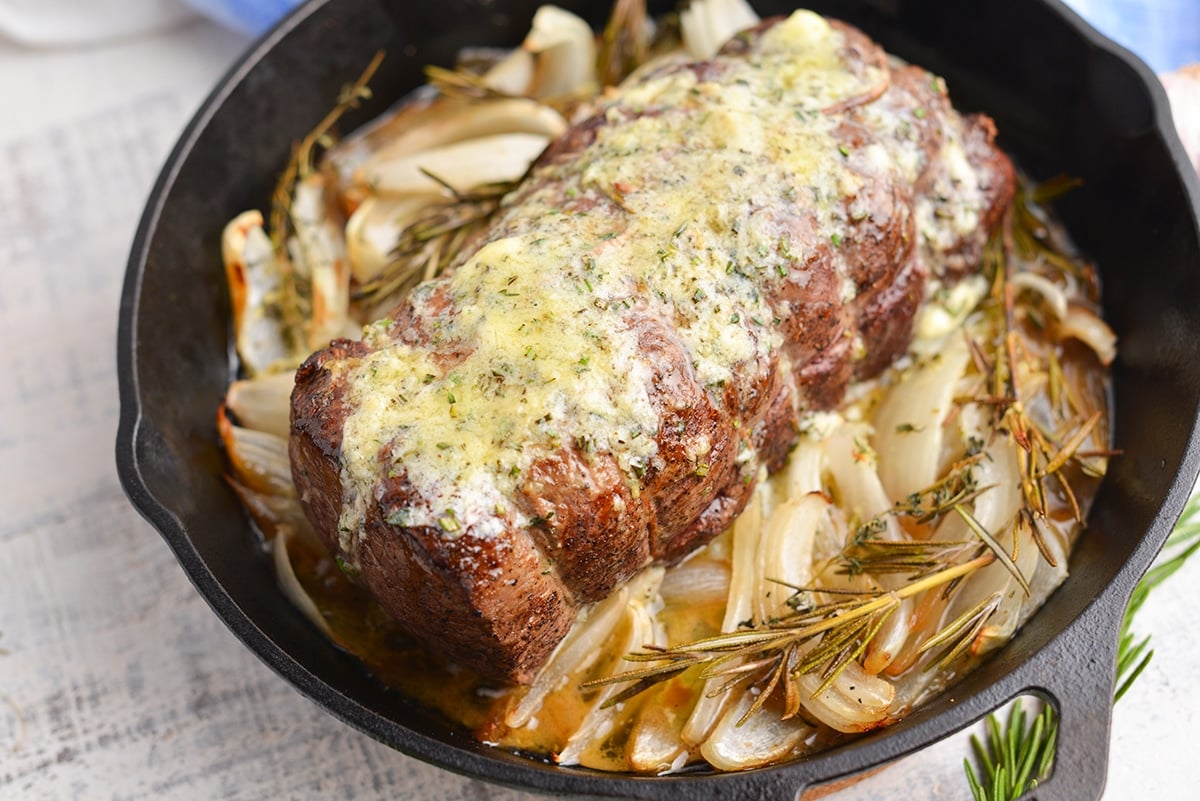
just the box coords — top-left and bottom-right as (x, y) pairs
(507, 568), (663, 730)
(680, 0), (760, 58)
(872, 332), (972, 502)
(777, 434), (824, 499)
(625, 681), (696, 774)
(221, 211), (298, 376)
(1010, 270), (1069, 320)
(936, 434), (1031, 655)
(660, 557), (730, 607)
(700, 691), (814, 771)
(344, 194), (440, 285)
(328, 97), (567, 202)
(226, 371), (294, 440)
(218, 410), (293, 498)
(824, 423), (904, 544)
(792, 659), (894, 733)
(227, 478), (306, 539)
(1021, 517), (1070, 617)
(358, 132), (553, 198)
(519, 5), (598, 100)
(272, 525), (335, 638)
(753, 494), (823, 624)
(682, 481), (768, 745)
(557, 576), (666, 768)
(863, 596), (914, 676)
(288, 175), (355, 350)
(1061, 304), (1117, 365)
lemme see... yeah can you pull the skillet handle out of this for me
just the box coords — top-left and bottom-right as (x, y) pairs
(1016, 591), (1123, 801)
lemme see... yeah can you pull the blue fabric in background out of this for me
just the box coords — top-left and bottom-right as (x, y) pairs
(1063, 0), (1200, 72)
(187, 0), (1199, 73)
(182, 0), (301, 37)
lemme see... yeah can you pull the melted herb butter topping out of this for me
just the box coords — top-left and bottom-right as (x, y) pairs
(340, 235), (660, 542)
(337, 11), (886, 543)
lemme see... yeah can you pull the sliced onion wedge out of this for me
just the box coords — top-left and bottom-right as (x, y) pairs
(506, 568), (663, 730)
(287, 175), (353, 350)
(272, 524), (335, 638)
(226, 371), (294, 440)
(753, 493), (823, 625)
(359, 132), (551, 197)
(626, 680), (697, 774)
(344, 194), (441, 285)
(327, 96), (566, 203)
(681, 482), (767, 745)
(558, 571), (666, 769)
(872, 332), (972, 502)
(680, 0), (760, 59)
(218, 407), (293, 498)
(521, 5), (598, 101)
(1061, 305), (1117, 366)
(700, 691), (813, 771)
(351, 99), (565, 189)
(221, 210), (297, 376)
(792, 660), (894, 733)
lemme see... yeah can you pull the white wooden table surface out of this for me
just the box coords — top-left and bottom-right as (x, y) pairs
(1, 15), (1197, 801)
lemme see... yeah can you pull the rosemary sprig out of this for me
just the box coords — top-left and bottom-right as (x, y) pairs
(424, 64), (516, 102)
(920, 590), (1002, 672)
(270, 51), (384, 253)
(267, 50), (384, 339)
(354, 174), (515, 305)
(965, 700), (1058, 801)
(1115, 492), (1200, 701)
(954, 503), (1031, 596)
(596, 0), (649, 87)
(978, 178), (1110, 537)
(847, 463), (1031, 593)
(890, 459), (988, 526)
(964, 493), (1200, 800)
(1012, 175), (1088, 282)
(585, 553), (995, 718)
(839, 539), (980, 579)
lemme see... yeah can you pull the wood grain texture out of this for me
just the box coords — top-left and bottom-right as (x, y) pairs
(0, 16), (1195, 801)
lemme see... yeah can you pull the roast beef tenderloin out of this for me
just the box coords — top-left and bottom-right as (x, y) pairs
(290, 11), (1015, 683)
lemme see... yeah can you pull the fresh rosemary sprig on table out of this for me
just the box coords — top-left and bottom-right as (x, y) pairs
(965, 701), (1058, 801)
(1114, 492), (1200, 702)
(964, 493), (1200, 800)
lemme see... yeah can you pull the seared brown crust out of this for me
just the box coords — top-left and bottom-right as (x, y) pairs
(366, 471), (574, 681)
(290, 14), (1015, 683)
(290, 340), (367, 539)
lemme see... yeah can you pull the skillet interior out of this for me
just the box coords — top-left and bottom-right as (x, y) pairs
(117, 0), (1200, 798)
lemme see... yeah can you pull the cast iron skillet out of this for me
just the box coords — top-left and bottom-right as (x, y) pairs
(116, 1), (1200, 799)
